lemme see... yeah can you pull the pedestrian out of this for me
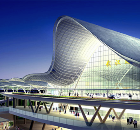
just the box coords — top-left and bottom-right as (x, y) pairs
(129, 117), (131, 124)
(56, 107), (57, 111)
(127, 118), (129, 125)
(131, 117), (133, 124)
(5, 126), (6, 130)
(16, 126), (18, 130)
(18, 127), (20, 130)
(59, 109), (61, 114)
(77, 112), (79, 118)
(112, 116), (115, 122)
(75, 112), (77, 118)
(73, 111), (75, 115)
(87, 111), (89, 115)
(133, 120), (137, 128)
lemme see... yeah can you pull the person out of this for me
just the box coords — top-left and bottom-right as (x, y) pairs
(59, 109), (61, 114)
(52, 128), (54, 130)
(133, 120), (137, 128)
(56, 107), (57, 111)
(77, 92), (79, 97)
(16, 126), (18, 130)
(73, 111), (75, 115)
(87, 111), (89, 115)
(69, 92), (71, 96)
(77, 112), (79, 118)
(127, 118), (129, 125)
(131, 117), (133, 124)
(112, 116), (115, 122)
(18, 127), (20, 130)
(129, 117), (131, 124)
(75, 112), (77, 118)
(129, 94), (132, 99)
(5, 126), (6, 130)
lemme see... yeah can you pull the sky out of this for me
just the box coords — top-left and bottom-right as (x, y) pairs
(0, 0), (140, 79)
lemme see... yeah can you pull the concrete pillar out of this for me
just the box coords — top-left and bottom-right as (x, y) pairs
(13, 97), (16, 108)
(24, 100), (27, 108)
(24, 118), (26, 124)
(35, 101), (37, 108)
(13, 115), (16, 127)
(6, 97), (9, 107)
(4, 96), (6, 106)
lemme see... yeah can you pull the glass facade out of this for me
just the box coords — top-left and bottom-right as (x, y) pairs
(69, 42), (140, 96)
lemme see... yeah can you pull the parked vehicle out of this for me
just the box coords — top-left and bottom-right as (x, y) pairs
(108, 95), (120, 99)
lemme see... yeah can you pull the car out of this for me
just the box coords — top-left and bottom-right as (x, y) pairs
(108, 95), (120, 99)
(108, 95), (115, 99)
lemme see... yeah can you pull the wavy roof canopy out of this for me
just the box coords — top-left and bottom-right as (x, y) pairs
(23, 16), (140, 86)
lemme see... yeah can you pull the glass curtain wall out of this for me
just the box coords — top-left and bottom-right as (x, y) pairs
(70, 43), (140, 96)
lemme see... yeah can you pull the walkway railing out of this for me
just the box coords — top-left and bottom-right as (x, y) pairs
(0, 107), (9, 112)
(9, 107), (86, 128)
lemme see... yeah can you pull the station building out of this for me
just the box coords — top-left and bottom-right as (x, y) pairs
(1, 15), (140, 130)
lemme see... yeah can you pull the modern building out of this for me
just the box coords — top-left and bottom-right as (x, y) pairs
(1, 15), (140, 130)
(23, 15), (140, 96)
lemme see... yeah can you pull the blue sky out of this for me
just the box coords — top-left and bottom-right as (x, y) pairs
(0, 0), (140, 79)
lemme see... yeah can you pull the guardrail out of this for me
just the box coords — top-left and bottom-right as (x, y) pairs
(9, 107), (86, 127)
(0, 107), (9, 112)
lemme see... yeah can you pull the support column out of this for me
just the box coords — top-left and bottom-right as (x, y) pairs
(24, 99), (27, 108)
(94, 106), (102, 123)
(78, 104), (88, 125)
(29, 120), (34, 130)
(43, 102), (49, 113)
(118, 109), (126, 119)
(13, 115), (16, 127)
(13, 97), (16, 108)
(102, 108), (112, 123)
(4, 96), (6, 106)
(42, 123), (46, 130)
(48, 103), (53, 114)
(89, 105), (101, 126)
(13, 97), (16, 127)
(112, 108), (119, 119)
(35, 101), (37, 108)
(6, 97), (9, 107)
(29, 99), (34, 112)
(24, 118), (26, 124)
